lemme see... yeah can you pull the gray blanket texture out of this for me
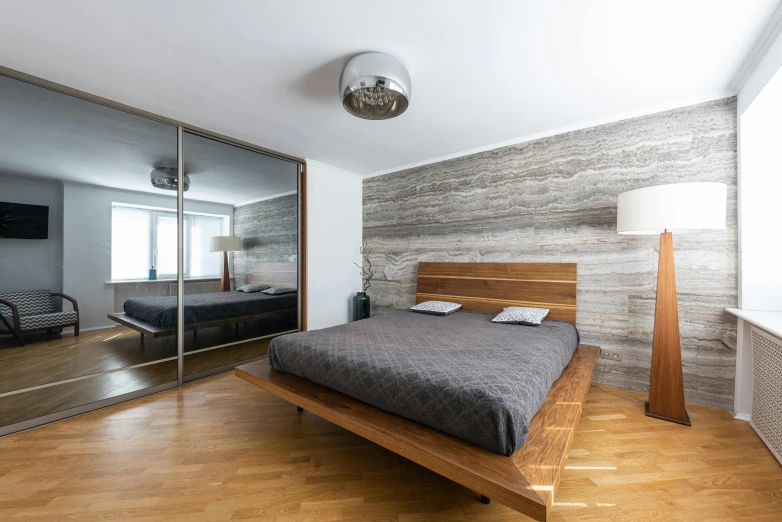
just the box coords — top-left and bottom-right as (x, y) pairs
(124, 291), (297, 328)
(268, 309), (579, 455)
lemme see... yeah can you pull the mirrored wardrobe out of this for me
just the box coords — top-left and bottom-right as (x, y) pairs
(0, 71), (303, 435)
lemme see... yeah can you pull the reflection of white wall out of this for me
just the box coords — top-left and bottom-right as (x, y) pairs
(306, 161), (363, 330)
(62, 182), (233, 330)
(0, 175), (63, 295)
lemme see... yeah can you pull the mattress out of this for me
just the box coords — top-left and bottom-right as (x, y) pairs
(268, 309), (579, 455)
(124, 291), (297, 329)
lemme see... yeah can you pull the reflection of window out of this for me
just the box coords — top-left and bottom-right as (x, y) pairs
(111, 204), (227, 281)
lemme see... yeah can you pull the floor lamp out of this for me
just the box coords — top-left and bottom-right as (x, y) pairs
(617, 182), (727, 426)
(209, 236), (241, 292)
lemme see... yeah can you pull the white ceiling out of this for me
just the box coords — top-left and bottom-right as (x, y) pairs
(0, 0), (778, 177)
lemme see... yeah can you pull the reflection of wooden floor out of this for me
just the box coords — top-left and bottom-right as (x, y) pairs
(0, 327), (176, 394)
(0, 326), (276, 429)
(1, 375), (780, 521)
(0, 360), (177, 427)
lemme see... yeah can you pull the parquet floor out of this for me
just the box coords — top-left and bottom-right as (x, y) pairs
(1, 372), (780, 521)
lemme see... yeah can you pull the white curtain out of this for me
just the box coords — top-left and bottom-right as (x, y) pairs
(111, 205), (152, 280)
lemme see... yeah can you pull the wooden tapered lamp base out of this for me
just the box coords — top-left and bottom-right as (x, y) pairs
(646, 232), (691, 426)
(645, 401), (690, 426)
(219, 251), (230, 292)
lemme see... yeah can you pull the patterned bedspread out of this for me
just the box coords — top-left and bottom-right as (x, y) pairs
(268, 309), (579, 455)
(124, 291), (297, 329)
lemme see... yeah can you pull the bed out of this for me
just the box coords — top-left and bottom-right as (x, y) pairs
(108, 262), (298, 340)
(235, 262), (599, 521)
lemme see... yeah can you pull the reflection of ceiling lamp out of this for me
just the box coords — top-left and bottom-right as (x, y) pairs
(339, 52), (411, 120)
(150, 167), (190, 191)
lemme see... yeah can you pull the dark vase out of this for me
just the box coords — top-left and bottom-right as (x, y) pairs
(353, 292), (370, 321)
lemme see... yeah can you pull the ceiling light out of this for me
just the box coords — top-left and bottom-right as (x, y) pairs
(150, 167), (190, 191)
(339, 52), (411, 120)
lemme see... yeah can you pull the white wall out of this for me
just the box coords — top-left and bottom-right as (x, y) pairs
(62, 183), (233, 329)
(737, 28), (782, 312)
(732, 26), (782, 417)
(306, 161), (363, 330)
(738, 69), (782, 312)
(0, 175), (63, 295)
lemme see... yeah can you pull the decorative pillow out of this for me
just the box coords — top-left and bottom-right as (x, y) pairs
(236, 284), (270, 293)
(410, 301), (462, 316)
(492, 307), (549, 326)
(261, 287), (297, 295)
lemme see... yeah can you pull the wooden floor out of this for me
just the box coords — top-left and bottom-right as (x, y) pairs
(0, 374), (780, 522)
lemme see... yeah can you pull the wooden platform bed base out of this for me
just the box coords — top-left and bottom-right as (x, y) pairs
(236, 344), (598, 521)
(237, 262), (596, 521)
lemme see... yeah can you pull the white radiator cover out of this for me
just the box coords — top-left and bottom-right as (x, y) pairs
(751, 326), (782, 465)
(168, 281), (220, 296)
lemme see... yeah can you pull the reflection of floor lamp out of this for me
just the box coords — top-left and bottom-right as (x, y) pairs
(617, 182), (726, 426)
(209, 236), (241, 292)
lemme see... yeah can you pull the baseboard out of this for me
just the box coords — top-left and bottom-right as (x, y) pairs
(733, 413), (752, 421)
(79, 324), (119, 332)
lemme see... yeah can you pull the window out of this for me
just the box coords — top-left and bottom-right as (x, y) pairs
(111, 204), (228, 281)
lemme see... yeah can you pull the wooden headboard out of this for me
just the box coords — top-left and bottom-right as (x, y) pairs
(252, 261), (297, 288)
(415, 262), (577, 325)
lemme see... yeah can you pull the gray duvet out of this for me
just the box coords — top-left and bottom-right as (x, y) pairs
(124, 291), (297, 329)
(268, 310), (579, 455)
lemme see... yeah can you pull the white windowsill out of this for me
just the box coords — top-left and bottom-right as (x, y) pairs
(726, 308), (782, 340)
(106, 277), (226, 284)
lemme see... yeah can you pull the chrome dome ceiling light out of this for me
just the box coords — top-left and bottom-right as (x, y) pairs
(150, 167), (190, 192)
(339, 52), (411, 120)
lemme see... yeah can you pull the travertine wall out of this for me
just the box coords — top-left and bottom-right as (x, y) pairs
(363, 98), (738, 409)
(233, 193), (298, 287)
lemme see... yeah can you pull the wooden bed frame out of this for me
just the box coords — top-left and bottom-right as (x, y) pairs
(235, 262), (599, 521)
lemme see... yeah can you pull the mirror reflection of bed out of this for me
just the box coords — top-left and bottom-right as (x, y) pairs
(106, 261), (297, 378)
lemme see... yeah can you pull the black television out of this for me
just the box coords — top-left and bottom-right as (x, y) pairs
(0, 201), (49, 239)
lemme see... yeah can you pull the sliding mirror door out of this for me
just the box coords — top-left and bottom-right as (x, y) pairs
(181, 131), (299, 381)
(0, 74), (179, 434)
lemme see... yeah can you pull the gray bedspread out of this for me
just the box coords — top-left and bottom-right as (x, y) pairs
(124, 291), (297, 329)
(268, 310), (579, 455)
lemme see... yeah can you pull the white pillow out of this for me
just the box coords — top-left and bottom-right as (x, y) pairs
(410, 301), (462, 316)
(492, 307), (549, 326)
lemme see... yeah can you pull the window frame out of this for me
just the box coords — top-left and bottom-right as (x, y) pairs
(151, 210), (191, 279)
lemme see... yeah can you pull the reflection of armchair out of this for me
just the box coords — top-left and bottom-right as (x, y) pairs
(0, 290), (79, 347)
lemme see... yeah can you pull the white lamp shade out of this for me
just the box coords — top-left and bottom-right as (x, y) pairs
(209, 236), (241, 252)
(617, 182), (727, 235)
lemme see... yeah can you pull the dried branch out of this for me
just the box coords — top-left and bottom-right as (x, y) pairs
(353, 240), (374, 292)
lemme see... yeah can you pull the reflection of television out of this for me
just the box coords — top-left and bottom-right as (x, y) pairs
(0, 202), (49, 239)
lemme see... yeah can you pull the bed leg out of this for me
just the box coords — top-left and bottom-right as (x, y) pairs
(297, 406), (304, 413)
(480, 495), (490, 505)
